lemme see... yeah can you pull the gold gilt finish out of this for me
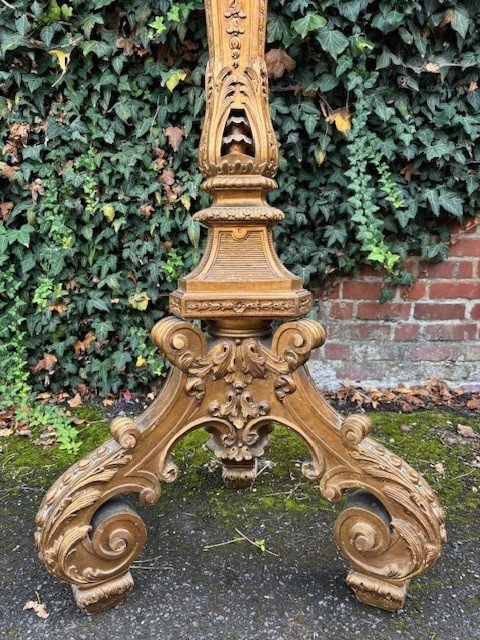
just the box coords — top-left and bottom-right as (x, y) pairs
(36, 0), (445, 615)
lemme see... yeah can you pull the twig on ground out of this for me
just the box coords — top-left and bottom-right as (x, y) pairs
(234, 528), (280, 557)
(203, 536), (244, 551)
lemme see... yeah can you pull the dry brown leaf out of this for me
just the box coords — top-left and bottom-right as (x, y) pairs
(29, 178), (45, 204)
(326, 107), (351, 132)
(165, 126), (184, 152)
(0, 201), (13, 221)
(67, 393), (82, 408)
(34, 428), (57, 448)
(457, 424), (479, 439)
(49, 301), (67, 315)
(31, 353), (57, 374)
(0, 427), (13, 437)
(116, 37), (134, 56)
(73, 332), (96, 355)
(433, 462), (446, 477)
(140, 204), (154, 219)
(1, 164), (19, 180)
(400, 423), (412, 433)
(23, 599), (49, 619)
(265, 48), (296, 79)
(425, 62), (440, 73)
(467, 397), (480, 411)
(102, 397), (115, 407)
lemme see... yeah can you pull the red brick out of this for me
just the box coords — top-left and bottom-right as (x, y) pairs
(401, 282), (426, 300)
(449, 216), (480, 236)
(470, 304), (480, 320)
(449, 237), (480, 257)
(357, 302), (411, 321)
(358, 265), (387, 278)
(343, 281), (383, 300)
(414, 303), (465, 320)
(424, 323), (477, 341)
(410, 345), (460, 362)
(421, 260), (473, 279)
(335, 363), (389, 381)
(330, 301), (355, 319)
(325, 343), (350, 360)
(429, 282), (480, 299)
(358, 323), (392, 340)
(320, 282), (341, 299)
(394, 324), (420, 341)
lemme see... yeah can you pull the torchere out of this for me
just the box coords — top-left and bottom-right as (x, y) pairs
(35, 0), (446, 614)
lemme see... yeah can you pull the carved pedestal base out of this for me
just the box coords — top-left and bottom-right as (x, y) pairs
(35, 317), (446, 614)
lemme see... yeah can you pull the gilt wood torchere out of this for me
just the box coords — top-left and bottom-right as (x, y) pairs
(35, 0), (446, 614)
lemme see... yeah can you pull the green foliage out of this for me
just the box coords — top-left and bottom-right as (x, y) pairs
(0, 0), (479, 395)
(0, 257), (81, 454)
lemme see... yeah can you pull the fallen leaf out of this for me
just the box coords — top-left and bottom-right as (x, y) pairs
(326, 107), (351, 132)
(399, 423), (412, 433)
(433, 462), (446, 477)
(102, 397), (115, 407)
(23, 599), (49, 619)
(0, 201), (13, 221)
(31, 353), (57, 374)
(1, 164), (19, 180)
(116, 37), (134, 56)
(457, 424), (479, 439)
(34, 428), (57, 448)
(265, 48), (296, 79)
(165, 126), (184, 152)
(0, 428), (13, 437)
(49, 301), (67, 315)
(140, 204), (154, 219)
(29, 178), (45, 204)
(67, 393), (82, 408)
(73, 332), (96, 355)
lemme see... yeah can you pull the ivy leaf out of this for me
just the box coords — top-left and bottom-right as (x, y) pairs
(338, 1), (364, 22)
(451, 6), (470, 39)
(326, 107), (351, 132)
(114, 100), (131, 123)
(165, 70), (187, 92)
(150, 16), (167, 35)
(438, 191), (463, 218)
(128, 292), (150, 311)
(50, 49), (71, 86)
(291, 13), (326, 38)
(316, 28), (349, 60)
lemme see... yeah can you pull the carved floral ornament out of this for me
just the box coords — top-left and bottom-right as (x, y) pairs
(35, 0), (445, 615)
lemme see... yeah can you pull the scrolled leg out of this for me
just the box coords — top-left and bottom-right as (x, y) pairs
(275, 353), (446, 611)
(71, 498), (147, 613)
(35, 316), (209, 612)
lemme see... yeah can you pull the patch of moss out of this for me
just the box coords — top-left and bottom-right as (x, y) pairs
(369, 411), (480, 519)
(1, 408), (478, 521)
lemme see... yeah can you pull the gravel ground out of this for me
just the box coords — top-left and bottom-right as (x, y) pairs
(1, 486), (479, 640)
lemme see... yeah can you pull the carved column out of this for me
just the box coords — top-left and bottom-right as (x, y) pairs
(35, 0), (446, 614)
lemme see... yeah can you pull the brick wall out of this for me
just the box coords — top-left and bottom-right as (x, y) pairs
(309, 217), (480, 390)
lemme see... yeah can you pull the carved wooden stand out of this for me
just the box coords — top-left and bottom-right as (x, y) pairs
(36, 0), (446, 614)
